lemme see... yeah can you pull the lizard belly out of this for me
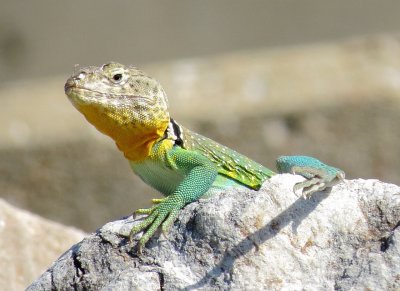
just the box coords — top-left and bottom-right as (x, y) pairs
(129, 159), (186, 196)
(130, 158), (246, 198)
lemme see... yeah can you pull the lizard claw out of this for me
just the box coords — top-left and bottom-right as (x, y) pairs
(293, 178), (326, 199)
(134, 205), (158, 215)
(151, 198), (166, 204)
(277, 155), (345, 198)
(128, 195), (184, 253)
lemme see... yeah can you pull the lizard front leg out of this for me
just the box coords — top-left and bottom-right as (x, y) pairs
(129, 148), (218, 253)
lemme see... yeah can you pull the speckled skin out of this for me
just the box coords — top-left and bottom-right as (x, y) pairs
(65, 62), (345, 252)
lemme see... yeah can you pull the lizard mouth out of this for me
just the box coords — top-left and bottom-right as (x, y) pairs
(64, 81), (98, 96)
(64, 77), (154, 103)
(64, 84), (153, 104)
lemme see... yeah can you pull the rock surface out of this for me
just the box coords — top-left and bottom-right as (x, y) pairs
(0, 198), (86, 291)
(27, 175), (400, 290)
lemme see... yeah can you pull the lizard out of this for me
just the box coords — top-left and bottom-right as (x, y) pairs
(64, 62), (345, 252)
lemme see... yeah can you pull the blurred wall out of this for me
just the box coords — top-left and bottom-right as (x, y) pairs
(1, 0), (400, 83)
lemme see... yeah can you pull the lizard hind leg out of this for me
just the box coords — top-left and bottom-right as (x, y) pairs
(293, 178), (326, 199)
(276, 155), (345, 199)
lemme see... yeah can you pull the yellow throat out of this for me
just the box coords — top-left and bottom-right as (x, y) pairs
(65, 62), (170, 162)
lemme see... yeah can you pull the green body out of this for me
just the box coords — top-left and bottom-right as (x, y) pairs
(131, 126), (274, 197)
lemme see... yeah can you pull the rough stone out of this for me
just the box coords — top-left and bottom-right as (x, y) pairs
(27, 175), (400, 290)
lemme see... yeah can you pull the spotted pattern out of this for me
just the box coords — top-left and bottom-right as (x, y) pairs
(180, 127), (275, 189)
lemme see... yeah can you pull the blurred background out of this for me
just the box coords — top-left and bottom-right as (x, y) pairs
(2, 1), (400, 287)
(1, 0), (400, 232)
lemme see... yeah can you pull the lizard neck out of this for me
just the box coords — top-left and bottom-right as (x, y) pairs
(115, 131), (165, 162)
(78, 104), (169, 162)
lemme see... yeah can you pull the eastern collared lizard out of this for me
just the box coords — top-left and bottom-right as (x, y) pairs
(64, 62), (345, 252)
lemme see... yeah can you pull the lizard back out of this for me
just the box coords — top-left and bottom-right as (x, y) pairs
(180, 127), (275, 190)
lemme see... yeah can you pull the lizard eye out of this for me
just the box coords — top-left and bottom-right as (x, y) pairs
(111, 73), (123, 83)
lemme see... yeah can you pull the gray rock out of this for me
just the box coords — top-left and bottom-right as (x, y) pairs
(27, 175), (400, 290)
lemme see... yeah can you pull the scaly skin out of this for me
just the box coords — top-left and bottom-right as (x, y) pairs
(65, 62), (345, 252)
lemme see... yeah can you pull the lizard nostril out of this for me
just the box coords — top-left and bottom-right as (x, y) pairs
(64, 78), (75, 92)
(65, 72), (86, 92)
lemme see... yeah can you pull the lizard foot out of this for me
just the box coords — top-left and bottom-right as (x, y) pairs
(129, 195), (184, 253)
(276, 155), (345, 199)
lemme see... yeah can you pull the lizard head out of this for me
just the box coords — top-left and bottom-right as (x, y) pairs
(65, 62), (170, 161)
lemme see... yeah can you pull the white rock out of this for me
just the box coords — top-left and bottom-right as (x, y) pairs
(27, 175), (400, 290)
